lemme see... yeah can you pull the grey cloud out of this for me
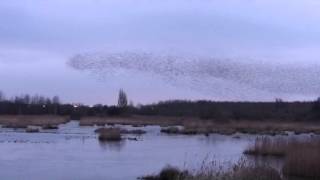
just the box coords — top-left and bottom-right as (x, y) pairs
(1, 0), (319, 53)
(1, 0), (320, 103)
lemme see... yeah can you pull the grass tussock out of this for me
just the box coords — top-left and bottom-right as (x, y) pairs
(96, 128), (122, 141)
(140, 159), (281, 180)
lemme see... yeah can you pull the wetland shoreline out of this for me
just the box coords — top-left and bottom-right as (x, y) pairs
(1, 115), (320, 136)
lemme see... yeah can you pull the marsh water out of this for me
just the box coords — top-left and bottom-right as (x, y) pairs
(0, 121), (311, 180)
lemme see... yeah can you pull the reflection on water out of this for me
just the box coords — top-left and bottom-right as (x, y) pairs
(99, 140), (126, 151)
(0, 121), (316, 180)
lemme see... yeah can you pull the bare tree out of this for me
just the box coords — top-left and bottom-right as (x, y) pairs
(52, 96), (60, 104)
(31, 94), (40, 104)
(52, 96), (60, 115)
(0, 91), (4, 101)
(22, 94), (30, 104)
(129, 100), (134, 107)
(117, 89), (128, 108)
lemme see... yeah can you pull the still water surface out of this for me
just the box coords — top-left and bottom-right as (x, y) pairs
(0, 121), (297, 180)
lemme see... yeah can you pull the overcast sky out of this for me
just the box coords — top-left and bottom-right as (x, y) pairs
(1, 0), (320, 105)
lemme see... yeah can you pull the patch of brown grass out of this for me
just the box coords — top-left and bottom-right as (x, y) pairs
(167, 120), (320, 136)
(80, 115), (185, 127)
(0, 115), (68, 128)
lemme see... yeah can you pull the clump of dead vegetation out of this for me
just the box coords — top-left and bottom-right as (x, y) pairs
(96, 128), (122, 141)
(95, 127), (147, 141)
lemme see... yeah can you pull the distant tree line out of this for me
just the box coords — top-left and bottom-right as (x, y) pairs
(134, 99), (320, 121)
(1, 89), (320, 121)
(0, 90), (132, 118)
(0, 92), (73, 116)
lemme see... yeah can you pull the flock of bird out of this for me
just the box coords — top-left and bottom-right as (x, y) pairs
(68, 52), (320, 97)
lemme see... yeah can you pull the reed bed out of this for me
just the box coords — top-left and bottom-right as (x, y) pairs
(244, 136), (320, 179)
(283, 141), (320, 178)
(244, 137), (289, 156)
